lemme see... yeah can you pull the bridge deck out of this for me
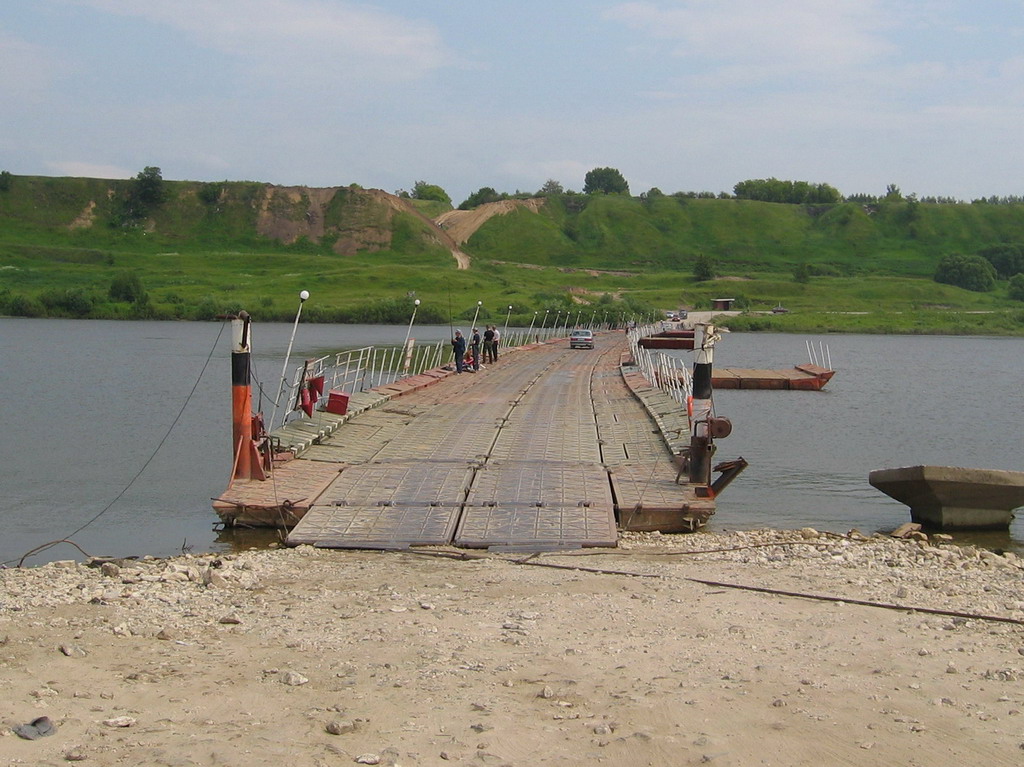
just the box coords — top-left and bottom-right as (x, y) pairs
(272, 332), (711, 550)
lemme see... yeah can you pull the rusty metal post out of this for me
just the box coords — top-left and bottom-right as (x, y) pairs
(688, 324), (718, 486)
(231, 311), (253, 480)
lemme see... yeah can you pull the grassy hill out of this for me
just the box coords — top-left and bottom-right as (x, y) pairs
(1, 173), (1023, 334)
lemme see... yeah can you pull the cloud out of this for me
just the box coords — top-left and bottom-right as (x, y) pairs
(0, 30), (57, 104)
(45, 161), (134, 178)
(70, 0), (450, 80)
(603, 0), (897, 90)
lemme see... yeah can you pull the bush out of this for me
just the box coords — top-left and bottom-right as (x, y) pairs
(693, 252), (715, 282)
(412, 181), (451, 205)
(198, 182), (224, 205)
(978, 244), (1024, 279)
(1009, 273), (1024, 301)
(39, 288), (95, 317)
(6, 294), (43, 317)
(933, 253), (996, 292)
(109, 272), (148, 303)
(459, 187), (505, 210)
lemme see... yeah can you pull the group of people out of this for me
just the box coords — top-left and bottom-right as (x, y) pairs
(451, 325), (501, 373)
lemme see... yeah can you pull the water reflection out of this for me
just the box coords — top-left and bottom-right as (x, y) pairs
(1, 320), (1021, 564)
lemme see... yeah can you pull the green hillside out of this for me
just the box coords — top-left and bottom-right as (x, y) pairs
(1, 173), (1023, 334)
(469, 194), (1024, 275)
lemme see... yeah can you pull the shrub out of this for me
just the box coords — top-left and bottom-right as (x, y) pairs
(978, 244), (1024, 279)
(1009, 273), (1024, 301)
(693, 253), (715, 282)
(109, 272), (148, 303)
(198, 182), (224, 205)
(933, 253), (996, 292)
(39, 288), (95, 317)
(6, 294), (43, 317)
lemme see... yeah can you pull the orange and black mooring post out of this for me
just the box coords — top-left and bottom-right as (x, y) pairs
(231, 311), (255, 480)
(688, 324), (718, 487)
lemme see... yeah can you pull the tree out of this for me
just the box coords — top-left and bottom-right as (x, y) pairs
(884, 183), (903, 201)
(411, 180), (451, 205)
(933, 253), (996, 292)
(733, 178), (841, 204)
(538, 179), (563, 196)
(693, 252), (715, 282)
(583, 167), (629, 195)
(0, 170), (12, 192)
(133, 166), (166, 207)
(459, 187), (504, 210)
(977, 244), (1024, 279)
(793, 263), (811, 284)
(112, 166), (167, 227)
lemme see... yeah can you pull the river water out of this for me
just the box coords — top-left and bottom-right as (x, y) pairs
(1, 319), (1021, 566)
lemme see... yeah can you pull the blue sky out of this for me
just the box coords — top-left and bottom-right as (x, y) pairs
(3, 1), (1023, 204)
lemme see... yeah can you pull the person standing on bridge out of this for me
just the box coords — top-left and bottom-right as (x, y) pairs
(482, 325), (495, 365)
(452, 330), (466, 373)
(470, 328), (481, 371)
(492, 325), (501, 360)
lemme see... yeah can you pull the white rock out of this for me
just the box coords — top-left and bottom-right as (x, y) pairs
(280, 670), (309, 686)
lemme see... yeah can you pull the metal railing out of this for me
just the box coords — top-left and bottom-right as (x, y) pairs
(274, 323), (663, 428)
(275, 328), (568, 428)
(806, 339), (832, 369)
(626, 323), (693, 407)
(276, 339), (448, 428)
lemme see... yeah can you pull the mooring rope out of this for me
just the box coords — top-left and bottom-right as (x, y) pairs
(403, 547), (1024, 628)
(6, 322), (226, 567)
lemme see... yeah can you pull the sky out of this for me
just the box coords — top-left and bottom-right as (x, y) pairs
(2, 0), (1024, 205)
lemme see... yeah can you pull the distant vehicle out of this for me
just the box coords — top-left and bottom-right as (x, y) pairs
(569, 329), (594, 349)
(771, 305), (789, 314)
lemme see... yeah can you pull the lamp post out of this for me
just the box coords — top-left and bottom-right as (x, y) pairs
(270, 289), (309, 432)
(503, 304), (513, 337)
(402, 298), (421, 373)
(470, 300), (482, 335)
(527, 311), (538, 342)
(552, 311), (561, 338)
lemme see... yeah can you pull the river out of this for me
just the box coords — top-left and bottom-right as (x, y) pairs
(1, 318), (1020, 566)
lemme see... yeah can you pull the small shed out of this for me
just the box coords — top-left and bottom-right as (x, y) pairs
(711, 298), (735, 310)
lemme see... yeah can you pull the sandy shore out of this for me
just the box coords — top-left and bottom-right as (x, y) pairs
(3, 529), (1023, 766)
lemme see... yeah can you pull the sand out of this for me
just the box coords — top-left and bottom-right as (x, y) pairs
(2, 528), (1023, 766)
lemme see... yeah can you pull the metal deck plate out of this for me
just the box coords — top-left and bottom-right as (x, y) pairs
(290, 502), (463, 548)
(490, 420), (603, 463)
(288, 461), (475, 548)
(457, 460), (616, 548)
(454, 503), (617, 549)
(466, 460), (612, 507)
(318, 460), (476, 506)
(608, 461), (702, 512)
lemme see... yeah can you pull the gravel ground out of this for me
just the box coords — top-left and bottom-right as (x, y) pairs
(2, 529), (1023, 766)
